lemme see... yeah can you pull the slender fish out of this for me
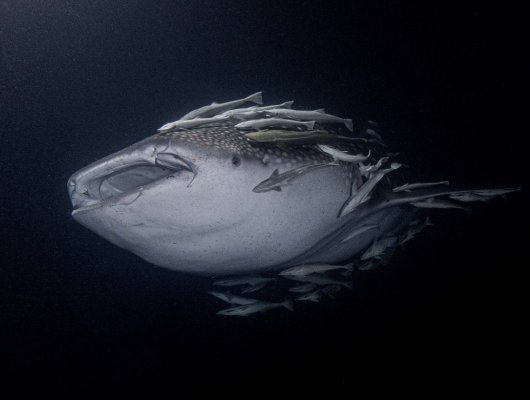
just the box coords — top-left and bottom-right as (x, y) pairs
(217, 300), (294, 316)
(263, 108), (354, 131)
(317, 144), (371, 164)
(280, 262), (354, 277)
(208, 291), (259, 305)
(158, 116), (229, 132)
(235, 118), (315, 131)
(179, 91), (263, 120)
(392, 181), (450, 192)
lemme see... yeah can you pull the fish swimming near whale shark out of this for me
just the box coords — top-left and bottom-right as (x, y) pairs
(68, 91), (520, 314)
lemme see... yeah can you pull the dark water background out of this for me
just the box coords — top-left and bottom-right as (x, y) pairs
(1, 0), (528, 390)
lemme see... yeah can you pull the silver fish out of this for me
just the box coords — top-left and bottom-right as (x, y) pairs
(285, 274), (353, 289)
(359, 156), (390, 178)
(361, 235), (399, 261)
(217, 101), (294, 118)
(296, 290), (323, 302)
(339, 163), (402, 217)
(340, 224), (380, 243)
(317, 144), (371, 164)
(217, 300), (294, 316)
(263, 108), (354, 131)
(235, 118), (315, 131)
(449, 193), (491, 202)
(321, 284), (343, 297)
(252, 163), (338, 193)
(280, 262), (354, 276)
(158, 116), (229, 132)
(399, 217), (434, 245)
(288, 283), (317, 293)
(245, 129), (365, 148)
(411, 198), (471, 212)
(208, 291), (259, 305)
(449, 187), (522, 202)
(213, 276), (273, 288)
(393, 181), (450, 193)
(179, 91), (263, 120)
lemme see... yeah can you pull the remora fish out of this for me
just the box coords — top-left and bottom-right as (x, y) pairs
(208, 291), (259, 305)
(158, 116), (229, 132)
(285, 274), (353, 289)
(296, 290), (323, 302)
(245, 130), (366, 147)
(288, 283), (317, 293)
(179, 91), (263, 120)
(361, 234), (399, 261)
(217, 101), (294, 118)
(339, 163), (402, 217)
(392, 181), (450, 193)
(235, 118), (315, 131)
(340, 224), (380, 244)
(399, 217), (434, 245)
(279, 262), (354, 276)
(263, 108), (354, 131)
(411, 198), (471, 212)
(317, 144), (371, 164)
(213, 276), (274, 290)
(217, 300), (294, 316)
(359, 157), (389, 178)
(68, 93), (520, 276)
(252, 163), (338, 193)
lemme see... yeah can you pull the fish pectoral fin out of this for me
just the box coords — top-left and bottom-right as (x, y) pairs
(273, 187), (282, 192)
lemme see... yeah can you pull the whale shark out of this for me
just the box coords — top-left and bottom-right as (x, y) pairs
(68, 92), (520, 279)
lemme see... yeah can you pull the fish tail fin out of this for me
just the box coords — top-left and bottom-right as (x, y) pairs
(344, 119), (354, 132)
(247, 91), (263, 105)
(282, 300), (295, 312)
(304, 121), (316, 130)
(344, 262), (355, 272)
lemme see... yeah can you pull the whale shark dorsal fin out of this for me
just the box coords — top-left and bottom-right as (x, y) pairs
(313, 108), (326, 113)
(271, 169), (280, 178)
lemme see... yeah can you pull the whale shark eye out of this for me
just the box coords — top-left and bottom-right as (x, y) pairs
(232, 155), (241, 166)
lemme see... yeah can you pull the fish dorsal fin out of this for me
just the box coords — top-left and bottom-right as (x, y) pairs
(271, 169), (280, 178)
(313, 108), (326, 113)
(211, 102), (218, 105)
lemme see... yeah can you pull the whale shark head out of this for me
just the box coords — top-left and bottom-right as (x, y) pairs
(68, 121), (376, 275)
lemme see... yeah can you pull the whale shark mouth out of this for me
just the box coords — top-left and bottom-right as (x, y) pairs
(68, 151), (195, 214)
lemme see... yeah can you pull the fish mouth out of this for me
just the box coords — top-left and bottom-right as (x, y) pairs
(68, 144), (195, 215)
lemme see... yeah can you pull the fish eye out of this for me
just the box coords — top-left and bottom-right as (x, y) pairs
(232, 155), (241, 166)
